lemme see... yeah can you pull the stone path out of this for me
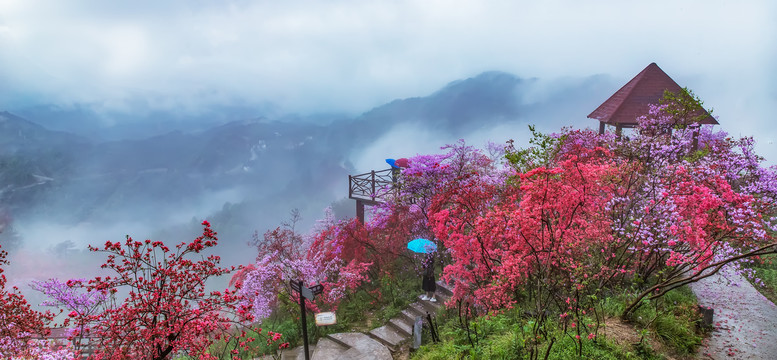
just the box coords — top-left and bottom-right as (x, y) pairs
(690, 268), (777, 359)
(270, 282), (453, 360)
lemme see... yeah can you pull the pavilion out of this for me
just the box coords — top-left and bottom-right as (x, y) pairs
(588, 62), (718, 136)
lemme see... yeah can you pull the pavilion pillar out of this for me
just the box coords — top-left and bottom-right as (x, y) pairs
(599, 121), (605, 135)
(615, 124), (623, 139)
(356, 200), (365, 224)
(691, 124), (700, 151)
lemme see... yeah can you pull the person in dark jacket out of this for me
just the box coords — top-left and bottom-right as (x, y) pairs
(420, 253), (437, 302)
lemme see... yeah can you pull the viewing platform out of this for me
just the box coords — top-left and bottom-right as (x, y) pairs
(348, 168), (399, 223)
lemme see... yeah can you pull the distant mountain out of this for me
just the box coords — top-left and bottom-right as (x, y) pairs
(0, 71), (616, 245)
(0, 112), (92, 215)
(0, 111), (89, 155)
(360, 71), (528, 131)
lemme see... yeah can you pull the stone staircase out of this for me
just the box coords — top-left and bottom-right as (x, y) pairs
(272, 281), (453, 360)
(366, 282), (453, 352)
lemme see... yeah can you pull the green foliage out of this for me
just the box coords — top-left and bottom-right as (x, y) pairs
(332, 266), (421, 332)
(413, 287), (702, 360)
(546, 335), (645, 360)
(601, 296), (626, 318)
(659, 87), (713, 127)
(505, 125), (566, 173)
(414, 308), (525, 360)
(624, 287), (703, 355)
(748, 254), (777, 305)
(682, 147), (710, 163)
(413, 313), (668, 360)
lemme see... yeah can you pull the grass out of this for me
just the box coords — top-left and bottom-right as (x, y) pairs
(626, 287), (704, 356)
(412, 286), (704, 360)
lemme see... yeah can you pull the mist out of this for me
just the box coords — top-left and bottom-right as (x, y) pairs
(1, 72), (613, 304)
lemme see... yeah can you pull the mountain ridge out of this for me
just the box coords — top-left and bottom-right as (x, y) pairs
(0, 71), (616, 255)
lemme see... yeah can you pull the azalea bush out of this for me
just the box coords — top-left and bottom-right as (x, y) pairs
(424, 97), (776, 357)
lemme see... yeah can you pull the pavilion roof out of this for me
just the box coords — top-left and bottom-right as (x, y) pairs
(588, 62), (718, 125)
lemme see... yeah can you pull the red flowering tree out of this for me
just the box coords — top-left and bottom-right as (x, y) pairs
(76, 221), (280, 360)
(431, 144), (622, 356)
(0, 244), (62, 358)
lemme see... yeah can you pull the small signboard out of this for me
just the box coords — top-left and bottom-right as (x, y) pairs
(301, 287), (314, 300)
(315, 312), (337, 326)
(290, 280), (320, 301)
(309, 284), (324, 295)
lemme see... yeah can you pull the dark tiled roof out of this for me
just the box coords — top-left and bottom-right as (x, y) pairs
(588, 63), (718, 125)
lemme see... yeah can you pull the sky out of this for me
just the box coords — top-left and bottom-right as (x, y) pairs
(0, 0), (775, 153)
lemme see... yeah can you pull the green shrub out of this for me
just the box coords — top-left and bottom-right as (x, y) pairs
(749, 254), (777, 305)
(621, 286), (702, 356)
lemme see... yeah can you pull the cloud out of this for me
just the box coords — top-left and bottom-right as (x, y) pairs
(0, 0), (773, 117)
(0, 1), (775, 158)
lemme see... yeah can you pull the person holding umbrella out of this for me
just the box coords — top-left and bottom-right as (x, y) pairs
(421, 253), (437, 302)
(407, 238), (438, 302)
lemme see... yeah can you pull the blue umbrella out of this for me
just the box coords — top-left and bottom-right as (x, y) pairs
(385, 158), (400, 169)
(407, 238), (437, 253)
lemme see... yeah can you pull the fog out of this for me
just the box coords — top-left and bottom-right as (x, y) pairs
(0, 72), (609, 304)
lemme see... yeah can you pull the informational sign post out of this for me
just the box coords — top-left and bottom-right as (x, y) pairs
(314, 312), (337, 326)
(289, 280), (324, 360)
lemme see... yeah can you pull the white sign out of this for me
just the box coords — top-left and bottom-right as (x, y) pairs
(315, 312), (337, 326)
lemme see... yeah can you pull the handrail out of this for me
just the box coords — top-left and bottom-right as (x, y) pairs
(348, 168), (398, 203)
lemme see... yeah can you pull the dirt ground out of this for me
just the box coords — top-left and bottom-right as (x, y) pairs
(601, 317), (685, 360)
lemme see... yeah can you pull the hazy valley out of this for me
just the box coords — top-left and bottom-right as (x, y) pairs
(0, 71), (617, 292)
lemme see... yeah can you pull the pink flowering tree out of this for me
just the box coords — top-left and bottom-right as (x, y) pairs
(598, 102), (777, 316)
(430, 144), (623, 356)
(31, 278), (107, 353)
(236, 209), (371, 322)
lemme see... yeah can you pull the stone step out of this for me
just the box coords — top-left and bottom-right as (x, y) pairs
(323, 334), (352, 350)
(367, 325), (406, 351)
(404, 304), (425, 317)
(387, 317), (412, 337)
(409, 302), (432, 318)
(280, 344), (316, 360)
(399, 308), (423, 326)
(314, 332), (391, 360)
(416, 297), (443, 313)
(435, 281), (454, 297)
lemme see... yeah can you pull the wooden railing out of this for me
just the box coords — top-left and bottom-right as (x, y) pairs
(32, 331), (99, 359)
(348, 168), (398, 204)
